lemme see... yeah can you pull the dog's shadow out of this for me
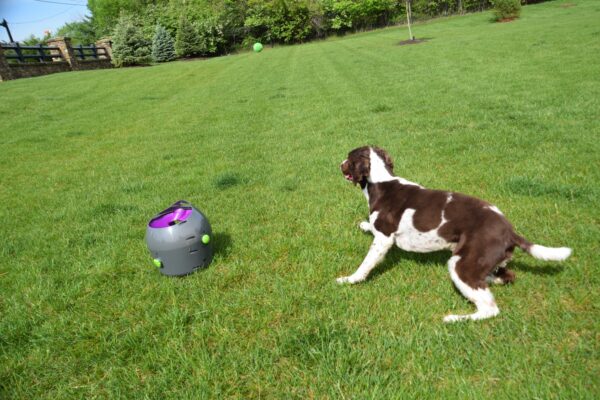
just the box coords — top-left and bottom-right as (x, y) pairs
(507, 261), (564, 276)
(368, 247), (565, 281)
(369, 248), (447, 281)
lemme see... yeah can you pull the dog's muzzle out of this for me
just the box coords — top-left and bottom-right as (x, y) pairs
(340, 160), (353, 182)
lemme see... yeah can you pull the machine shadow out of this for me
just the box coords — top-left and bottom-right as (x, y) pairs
(212, 232), (233, 259)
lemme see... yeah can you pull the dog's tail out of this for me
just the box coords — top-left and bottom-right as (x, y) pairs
(514, 234), (572, 261)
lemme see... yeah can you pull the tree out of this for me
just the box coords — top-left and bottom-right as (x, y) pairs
(88, 0), (170, 36)
(195, 17), (225, 55)
(175, 15), (201, 57)
(56, 17), (98, 45)
(21, 34), (48, 46)
(152, 24), (176, 62)
(111, 13), (152, 67)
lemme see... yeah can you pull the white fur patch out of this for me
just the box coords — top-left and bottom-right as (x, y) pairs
(394, 209), (454, 253)
(358, 211), (379, 234)
(359, 221), (372, 233)
(368, 148), (422, 187)
(487, 205), (504, 215)
(369, 211), (380, 225)
(369, 149), (394, 183)
(395, 177), (423, 187)
(361, 186), (370, 201)
(529, 245), (572, 261)
(486, 275), (506, 285)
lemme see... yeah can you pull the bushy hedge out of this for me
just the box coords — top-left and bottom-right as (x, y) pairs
(491, 0), (522, 21)
(197, 16), (226, 55)
(88, 0), (549, 66)
(114, 0), (486, 54)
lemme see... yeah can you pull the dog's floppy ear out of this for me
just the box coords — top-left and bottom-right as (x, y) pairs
(346, 146), (372, 185)
(354, 157), (370, 185)
(373, 147), (394, 173)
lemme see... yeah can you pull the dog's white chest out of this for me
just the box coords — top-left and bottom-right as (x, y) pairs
(395, 209), (453, 252)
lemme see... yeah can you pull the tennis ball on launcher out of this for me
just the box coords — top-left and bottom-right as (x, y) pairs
(253, 42), (263, 53)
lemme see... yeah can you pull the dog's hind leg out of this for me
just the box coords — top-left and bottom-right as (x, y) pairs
(486, 266), (516, 285)
(337, 232), (394, 284)
(485, 251), (516, 285)
(444, 253), (500, 323)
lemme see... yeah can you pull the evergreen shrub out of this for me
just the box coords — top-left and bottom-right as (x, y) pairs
(152, 24), (176, 62)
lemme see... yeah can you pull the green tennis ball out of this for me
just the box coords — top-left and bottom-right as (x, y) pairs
(253, 42), (263, 53)
(153, 258), (162, 268)
(202, 234), (210, 244)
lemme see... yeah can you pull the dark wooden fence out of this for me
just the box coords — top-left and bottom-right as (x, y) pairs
(72, 43), (110, 61)
(2, 43), (64, 63)
(0, 37), (112, 81)
(3, 42), (112, 63)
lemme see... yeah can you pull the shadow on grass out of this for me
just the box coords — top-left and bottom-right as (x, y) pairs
(212, 232), (233, 259)
(397, 37), (431, 46)
(365, 246), (564, 281)
(508, 261), (564, 276)
(213, 173), (249, 190)
(368, 247), (449, 281)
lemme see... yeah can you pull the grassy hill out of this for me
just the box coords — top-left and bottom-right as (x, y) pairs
(1, 1), (599, 398)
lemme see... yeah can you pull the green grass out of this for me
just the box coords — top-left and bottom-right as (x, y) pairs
(1, 1), (599, 398)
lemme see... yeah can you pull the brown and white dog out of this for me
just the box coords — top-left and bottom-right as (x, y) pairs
(338, 146), (572, 322)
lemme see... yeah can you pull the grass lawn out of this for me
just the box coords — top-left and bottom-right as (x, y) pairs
(1, 0), (599, 398)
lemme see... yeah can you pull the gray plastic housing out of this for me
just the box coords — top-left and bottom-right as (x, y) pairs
(145, 204), (213, 276)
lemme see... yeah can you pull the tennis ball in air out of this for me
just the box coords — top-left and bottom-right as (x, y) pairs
(253, 42), (263, 53)
(202, 234), (211, 244)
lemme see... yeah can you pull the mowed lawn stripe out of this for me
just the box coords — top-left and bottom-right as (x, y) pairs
(0, 1), (599, 398)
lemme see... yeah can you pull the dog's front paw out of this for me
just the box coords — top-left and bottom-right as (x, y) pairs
(336, 275), (365, 284)
(443, 314), (469, 323)
(443, 314), (462, 323)
(359, 221), (372, 233)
